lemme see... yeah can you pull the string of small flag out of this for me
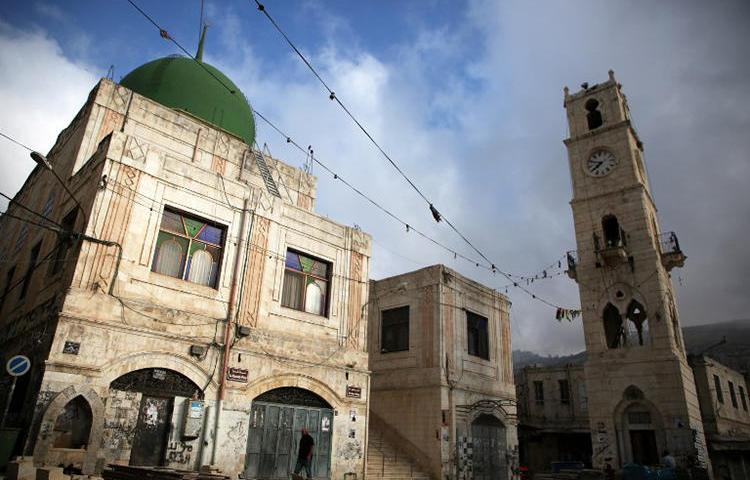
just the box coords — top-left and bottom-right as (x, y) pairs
(555, 308), (581, 322)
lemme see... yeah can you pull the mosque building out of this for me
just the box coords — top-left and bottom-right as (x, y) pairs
(0, 32), (372, 478)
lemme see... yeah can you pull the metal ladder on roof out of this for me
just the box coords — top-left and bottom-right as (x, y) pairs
(253, 149), (281, 198)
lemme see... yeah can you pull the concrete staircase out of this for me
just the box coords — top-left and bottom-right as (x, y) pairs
(366, 425), (431, 480)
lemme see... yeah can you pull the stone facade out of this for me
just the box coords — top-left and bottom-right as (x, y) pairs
(515, 355), (750, 477)
(689, 355), (750, 479)
(368, 265), (517, 480)
(563, 71), (711, 472)
(515, 363), (591, 474)
(0, 78), (371, 479)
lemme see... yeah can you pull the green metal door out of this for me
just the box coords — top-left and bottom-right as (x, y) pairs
(245, 391), (333, 480)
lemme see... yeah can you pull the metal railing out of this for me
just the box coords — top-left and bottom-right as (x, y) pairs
(659, 231), (682, 254)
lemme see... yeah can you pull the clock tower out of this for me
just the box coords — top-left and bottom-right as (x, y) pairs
(563, 71), (711, 472)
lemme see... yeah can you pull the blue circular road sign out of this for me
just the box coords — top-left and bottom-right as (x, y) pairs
(6, 355), (31, 377)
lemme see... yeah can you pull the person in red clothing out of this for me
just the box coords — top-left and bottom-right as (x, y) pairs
(294, 428), (315, 479)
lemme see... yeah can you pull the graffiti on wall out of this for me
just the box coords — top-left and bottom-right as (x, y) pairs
(101, 390), (140, 456)
(166, 441), (193, 465)
(226, 418), (248, 443)
(593, 422), (614, 463)
(336, 439), (362, 461)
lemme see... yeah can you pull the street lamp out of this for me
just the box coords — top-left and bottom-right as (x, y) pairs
(29, 151), (121, 295)
(30, 151), (87, 226)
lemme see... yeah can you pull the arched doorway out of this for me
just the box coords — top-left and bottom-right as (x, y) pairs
(52, 395), (93, 449)
(245, 387), (333, 480)
(471, 414), (506, 480)
(109, 368), (202, 466)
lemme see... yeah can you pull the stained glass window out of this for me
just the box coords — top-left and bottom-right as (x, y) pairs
(282, 250), (330, 316)
(151, 207), (225, 288)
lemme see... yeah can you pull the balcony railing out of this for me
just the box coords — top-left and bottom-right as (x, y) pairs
(594, 231), (629, 267)
(659, 231), (686, 271)
(566, 250), (578, 281)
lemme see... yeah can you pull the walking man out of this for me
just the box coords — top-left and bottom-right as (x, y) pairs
(293, 428), (315, 479)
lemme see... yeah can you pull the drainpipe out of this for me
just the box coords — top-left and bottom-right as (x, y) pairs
(363, 372), (371, 480)
(211, 197), (252, 465)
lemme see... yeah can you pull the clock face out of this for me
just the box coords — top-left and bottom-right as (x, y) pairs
(587, 150), (618, 177)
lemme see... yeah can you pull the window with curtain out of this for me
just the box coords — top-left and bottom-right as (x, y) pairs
(150, 207), (225, 288)
(282, 250), (330, 316)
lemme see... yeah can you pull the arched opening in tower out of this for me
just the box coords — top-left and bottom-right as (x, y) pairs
(625, 300), (649, 346)
(602, 215), (624, 248)
(603, 303), (625, 349)
(585, 99), (603, 130)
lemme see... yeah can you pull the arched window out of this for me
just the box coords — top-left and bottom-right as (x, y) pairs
(602, 215), (624, 248)
(624, 385), (645, 401)
(154, 238), (183, 277)
(625, 300), (649, 346)
(187, 249), (214, 286)
(603, 303), (625, 349)
(304, 280), (325, 315)
(52, 395), (92, 449)
(586, 98), (603, 130)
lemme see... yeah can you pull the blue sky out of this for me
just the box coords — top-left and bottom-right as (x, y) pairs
(1, 1), (749, 355)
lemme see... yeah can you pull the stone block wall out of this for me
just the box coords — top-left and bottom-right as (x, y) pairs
(8, 77), (373, 479)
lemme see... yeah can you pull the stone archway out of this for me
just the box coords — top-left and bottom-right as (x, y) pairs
(613, 390), (665, 467)
(457, 400), (516, 480)
(244, 386), (335, 480)
(99, 352), (216, 397)
(33, 385), (105, 474)
(244, 373), (344, 411)
(106, 368), (203, 468)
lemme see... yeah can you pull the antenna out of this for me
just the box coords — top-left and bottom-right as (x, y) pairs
(304, 145), (314, 175)
(198, 0), (205, 46)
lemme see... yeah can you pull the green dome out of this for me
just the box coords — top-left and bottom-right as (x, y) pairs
(121, 55), (255, 145)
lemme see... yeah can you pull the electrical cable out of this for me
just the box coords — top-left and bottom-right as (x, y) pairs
(249, 2), (580, 313)
(0, 245), (58, 301)
(120, 1), (487, 269)
(0, 131), (36, 152)
(0, 191), (64, 229)
(7, 6), (581, 313)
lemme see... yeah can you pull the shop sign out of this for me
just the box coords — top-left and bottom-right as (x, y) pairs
(346, 385), (361, 398)
(228, 367), (249, 383)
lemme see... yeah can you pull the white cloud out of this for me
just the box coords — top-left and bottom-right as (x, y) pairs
(0, 21), (97, 208)
(3, 0), (747, 358)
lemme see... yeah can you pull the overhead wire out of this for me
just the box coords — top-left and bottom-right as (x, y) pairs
(119, 1), (486, 266)
(250, 1), (579, 312)
(0, 191), (64, 229)
(34, 1), (579, 312)
(1, 194), (227, 331)
(0, 131), (37, 153)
